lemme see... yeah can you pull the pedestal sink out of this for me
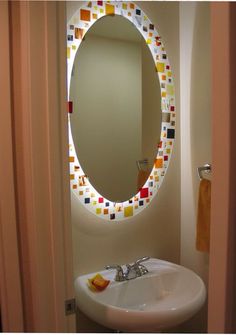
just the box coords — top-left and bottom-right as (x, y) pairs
(74, 258), (206, 332)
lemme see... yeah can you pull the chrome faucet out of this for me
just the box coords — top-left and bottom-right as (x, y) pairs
(105, 256), (150, 281)
(105, 264), (126, 281)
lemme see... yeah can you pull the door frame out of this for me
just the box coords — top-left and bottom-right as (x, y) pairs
(0, 1), (76, 332)
(208, 2), (236, 333)
(0, 1), (24, 331)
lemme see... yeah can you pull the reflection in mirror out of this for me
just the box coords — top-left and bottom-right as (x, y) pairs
(70, 15), (161, 202)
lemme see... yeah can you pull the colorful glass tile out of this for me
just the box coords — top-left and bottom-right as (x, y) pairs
(156, 62), (165, 73)
(96, 208), (102, 214)
(75, 28), (84, 39)
(140, 188), (149, 199)
(167, 129), (175, 139)
(80, 9), (91, 21)
(68, 101), (73, 114)
(154, 158), (163, 169)
(105, 4), (115, 15)
(124, 206), (133, 217)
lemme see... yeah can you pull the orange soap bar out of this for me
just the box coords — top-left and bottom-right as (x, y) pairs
(88, 274), (110, 292)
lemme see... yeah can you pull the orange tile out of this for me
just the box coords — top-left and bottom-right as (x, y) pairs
(80, 9), (91, 21)
(154, 158), (163, 169)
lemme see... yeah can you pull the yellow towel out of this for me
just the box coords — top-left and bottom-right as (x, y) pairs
(137, 170), (150, 191)
(196, 178), (211, 252)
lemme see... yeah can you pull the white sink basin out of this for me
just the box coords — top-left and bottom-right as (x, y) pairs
(74, 258), (206, 332)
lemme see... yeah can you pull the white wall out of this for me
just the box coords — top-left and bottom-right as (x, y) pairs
(180, 2), (211, 332)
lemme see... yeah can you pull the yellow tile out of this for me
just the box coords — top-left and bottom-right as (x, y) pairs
(161, 91), (167, 98)
(146, 39), (152, 45)
(100, 9), (104, 13)
(92, 13), (98, 19)
(72, 45), (76, 50)
(70, 174), (74, 180)
(122, 3), (127, 9)
(156, 62), (165, 73)
(167, 71), (172, 77)
(167, 85), (174, 96)
(106, 4), (115, 15)
(96, 208), (102, 215)
(124, 206), (133, 217)
(166, 148), (171, 154)
(79, 191), (83, 195)
(67, 47), (70, 59)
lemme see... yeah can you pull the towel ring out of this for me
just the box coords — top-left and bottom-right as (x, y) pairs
(197, 163), (211, 180)
(136, 159), (148, 171)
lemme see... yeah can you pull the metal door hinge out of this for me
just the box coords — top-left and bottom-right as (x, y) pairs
(65, 298), (76, 315)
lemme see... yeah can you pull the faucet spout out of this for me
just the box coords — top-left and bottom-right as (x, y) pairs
(105, 264), (126, 281)
(105, 257), (150, 281)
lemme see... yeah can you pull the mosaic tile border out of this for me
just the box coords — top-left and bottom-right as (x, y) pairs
(67, 1), (176, 221)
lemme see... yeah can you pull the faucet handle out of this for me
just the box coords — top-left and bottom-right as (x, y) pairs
(134, 256), (150, 265)
(105, 264), (125, 281)
(134, 256), (150, 276)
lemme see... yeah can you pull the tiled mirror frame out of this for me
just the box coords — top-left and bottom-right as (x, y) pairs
(67, 1), (176, 221)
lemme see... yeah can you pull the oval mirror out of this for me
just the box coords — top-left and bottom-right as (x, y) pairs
(70, 15), (161, 202)
(67, 1), (175, 221)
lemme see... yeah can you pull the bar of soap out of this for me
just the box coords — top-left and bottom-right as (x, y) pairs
(88, 273), (110, 292)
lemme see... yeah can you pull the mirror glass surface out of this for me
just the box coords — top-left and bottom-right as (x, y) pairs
(70, 15), (161, 202)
